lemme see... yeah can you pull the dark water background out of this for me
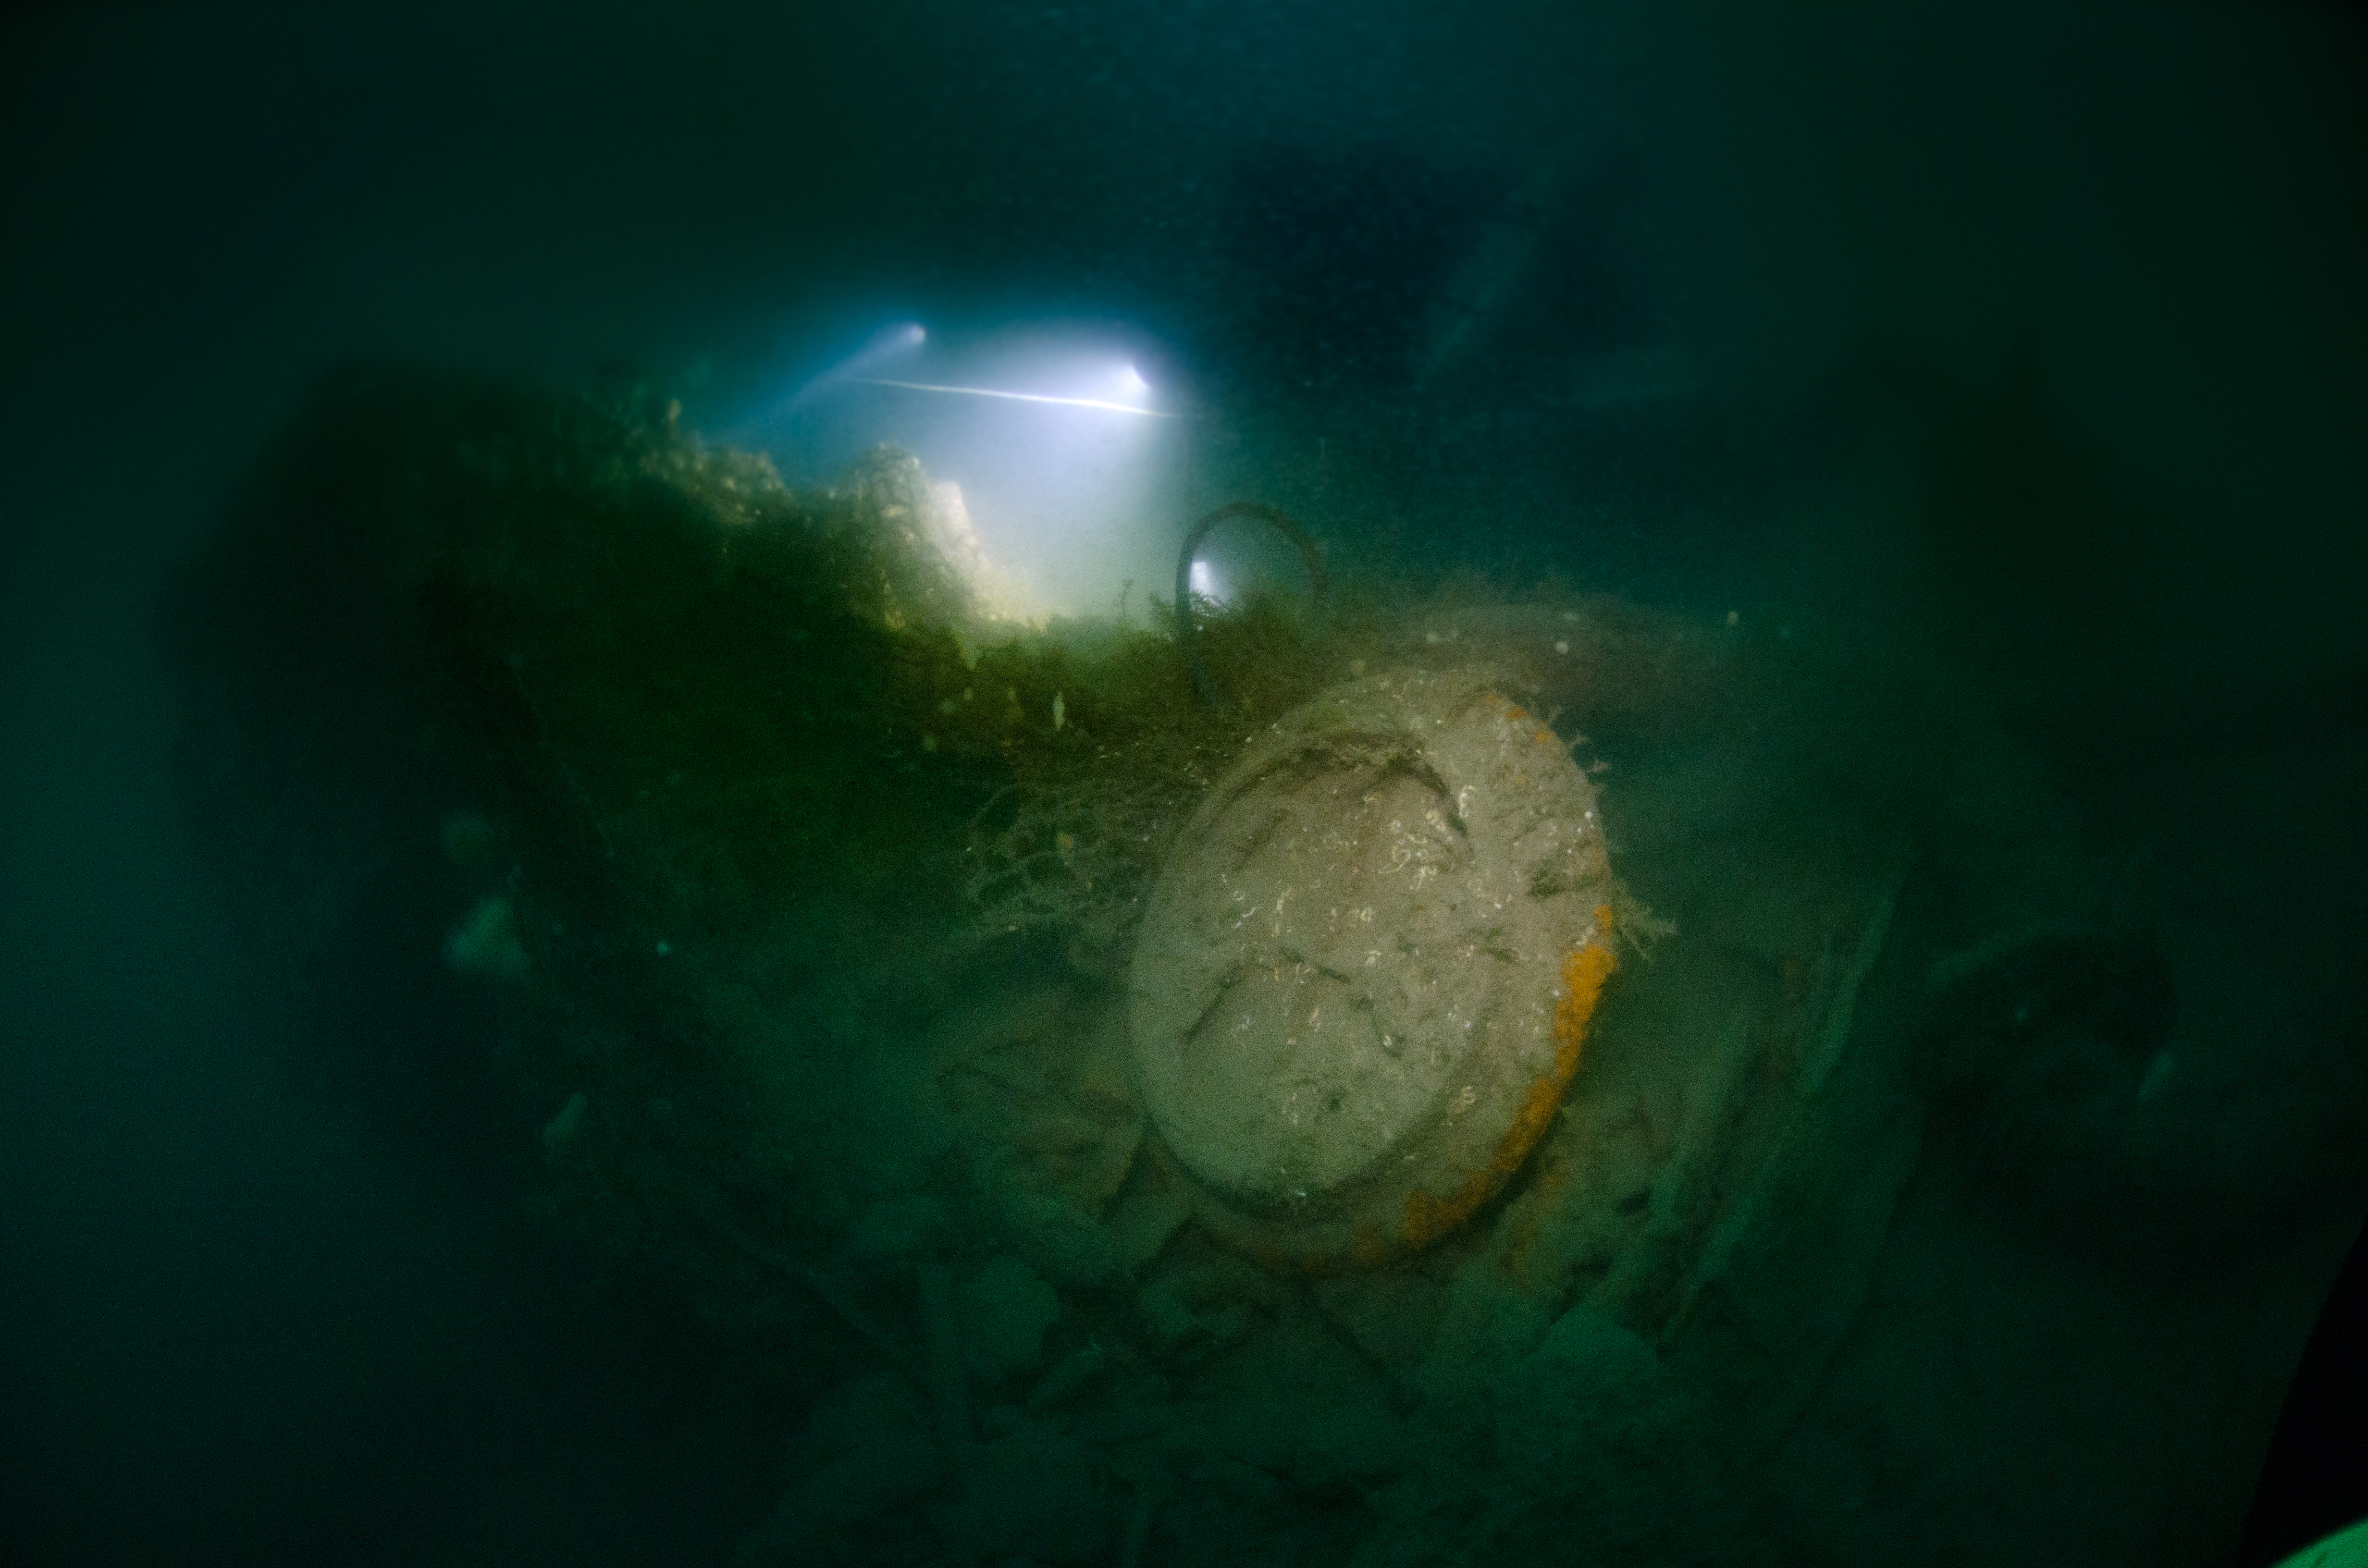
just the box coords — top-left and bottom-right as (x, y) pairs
(3, 3), (2364, 1563)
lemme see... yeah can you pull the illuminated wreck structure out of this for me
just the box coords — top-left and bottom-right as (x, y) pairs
(164, 364), (2366, 1566)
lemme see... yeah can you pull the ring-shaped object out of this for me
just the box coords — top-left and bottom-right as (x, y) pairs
(1129, 669), (1619, 1270)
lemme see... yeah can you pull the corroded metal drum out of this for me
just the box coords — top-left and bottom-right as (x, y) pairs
(1128, 669), (1619, 1268)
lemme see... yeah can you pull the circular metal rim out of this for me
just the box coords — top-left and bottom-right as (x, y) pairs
(1127, 669), (1621, 1271)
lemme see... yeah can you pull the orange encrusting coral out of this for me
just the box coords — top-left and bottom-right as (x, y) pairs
(1401, 904), (1618, 1249)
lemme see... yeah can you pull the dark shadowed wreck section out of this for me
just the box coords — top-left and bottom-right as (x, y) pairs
(162, 365), (2368, 1566)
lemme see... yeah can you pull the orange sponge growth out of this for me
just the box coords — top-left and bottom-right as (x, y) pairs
(1402, 905), (1618, 1249)
(1554, 909), (1620, 1055)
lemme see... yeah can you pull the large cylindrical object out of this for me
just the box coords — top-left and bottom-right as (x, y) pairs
(1128, 669), (1619, 1269)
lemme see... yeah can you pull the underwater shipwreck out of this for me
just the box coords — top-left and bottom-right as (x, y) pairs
(162, 364), (2368, 1566)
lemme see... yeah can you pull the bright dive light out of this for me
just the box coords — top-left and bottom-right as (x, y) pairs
(850, 321), (926, 370)
(770, 321), (929, 412)
(747, 321), (1189, 618)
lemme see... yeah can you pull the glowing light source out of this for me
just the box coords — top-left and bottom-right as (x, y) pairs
(736, 322), (1191, 617)
(840, 321), (927, 374)
(852, 377), (1180, 417)
(762, 321), (930, 414)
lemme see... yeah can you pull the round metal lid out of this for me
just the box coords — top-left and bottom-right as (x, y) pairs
(1129, 669), (1619, 1269)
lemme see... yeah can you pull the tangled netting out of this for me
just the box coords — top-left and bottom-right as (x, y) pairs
(959, 736), (1214, 972)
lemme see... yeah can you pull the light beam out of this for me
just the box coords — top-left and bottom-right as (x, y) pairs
(853, 378), (1181, 417)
